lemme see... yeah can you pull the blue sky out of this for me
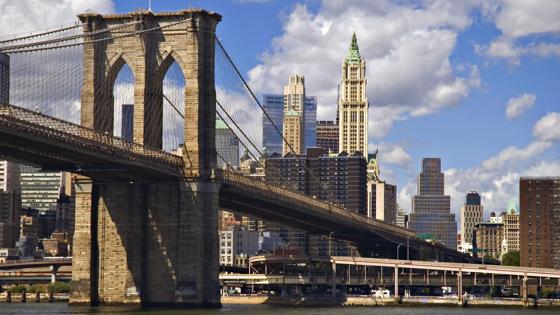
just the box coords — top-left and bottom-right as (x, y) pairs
(2, 0), (559, 228)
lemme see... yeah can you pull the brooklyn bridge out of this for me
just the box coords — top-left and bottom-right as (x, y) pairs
(0, 8), (482, 306)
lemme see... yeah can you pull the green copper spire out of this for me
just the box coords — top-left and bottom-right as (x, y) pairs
(346, 32), (361, 62)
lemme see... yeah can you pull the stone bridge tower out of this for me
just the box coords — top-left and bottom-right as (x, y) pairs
(71, 9), (221, 307)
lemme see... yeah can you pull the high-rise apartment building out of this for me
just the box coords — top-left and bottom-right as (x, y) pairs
(20, 165), (65, 211)
(366, 153), (397, 224)
(266, 148), (367, 215)
(262, 94), (317, 156)
(121, 104), (134, 142)
(216, 118), (240, 169)
(0, 53), (8, 104)
(316, 120), (339, 153)
(338, 33), (368, 156)
(408, 158), (457, 249)
(520, 177), (560, 269)
(460, 191), (483, 254)
(0, 161), (21, 248)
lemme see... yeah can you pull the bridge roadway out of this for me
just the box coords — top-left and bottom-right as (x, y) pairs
(221, 256), (560, 301)
(0, 104), (184, 180)
(0, 103), (467, 261)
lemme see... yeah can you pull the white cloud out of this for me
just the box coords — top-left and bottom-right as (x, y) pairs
(533, 112), (560, 142)
(400, 110), (560, 222)
(481, 141), (551, 170)
(491, 0), (560, 38)
(376, 142), (412, 168)
(248, 1), (480, 148)
(476, 0), (560, 63)
(506, 93), (536, 119)
(0, 0), (114, 37)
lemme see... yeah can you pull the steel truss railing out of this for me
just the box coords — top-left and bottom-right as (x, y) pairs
(218, 169), (415, 238)
(0, 103), (184, 177)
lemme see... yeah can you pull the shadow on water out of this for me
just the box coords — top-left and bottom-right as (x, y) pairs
(1, 303), (560, 315)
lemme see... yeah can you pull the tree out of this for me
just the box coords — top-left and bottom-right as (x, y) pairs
(48, 282), (70, 293)
(7, 285), (27, 293)
(501, 251), (520, 266)
(28, 285), (46, 293)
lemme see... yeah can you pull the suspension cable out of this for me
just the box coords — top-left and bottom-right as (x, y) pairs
(215, 38), (299, 157)
(0, 21), (141, 52)
(1, 19), (187, 54)
(0, 23), (83, 45)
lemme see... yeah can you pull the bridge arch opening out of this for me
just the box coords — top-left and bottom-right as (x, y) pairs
(112, 61), (135, 141)
(160, 57), (186, 153)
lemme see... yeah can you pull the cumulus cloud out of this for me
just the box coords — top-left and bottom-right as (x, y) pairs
(400, 110), (560, 224)
(533, 112), (560, 142)
(0, 0), (114, 37)
(476, 0), (560, 63)
(248, 1), (480, 148)
(506, 93), (536, 119)
(376, 142), (412, 168)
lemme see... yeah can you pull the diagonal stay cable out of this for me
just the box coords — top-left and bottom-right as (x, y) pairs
(164, 94), (262, 168)
(216, 99), (264, 160)
(216, 111), (263, 169)
(215, 38), (298, 157)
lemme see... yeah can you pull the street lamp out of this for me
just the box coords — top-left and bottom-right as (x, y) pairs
(328, 232), (334, 257)
(406, 235), (411, 260)
(397, 244), (402, 260)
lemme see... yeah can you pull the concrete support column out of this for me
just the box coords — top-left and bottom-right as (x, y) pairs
(50, 265), (60, 284)
(457, 270), (463, 303)
(331, 261), (336, 298)
(394, 266), (399, 301)
(522, 276), (528, 303)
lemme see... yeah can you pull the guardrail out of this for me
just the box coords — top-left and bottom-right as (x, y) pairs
(219, 169), (415, 238)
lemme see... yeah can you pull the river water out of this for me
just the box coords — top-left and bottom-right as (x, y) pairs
(0, 304), (557, 315)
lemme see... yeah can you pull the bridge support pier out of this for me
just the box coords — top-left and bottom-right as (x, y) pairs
(70, 179), (220, 307)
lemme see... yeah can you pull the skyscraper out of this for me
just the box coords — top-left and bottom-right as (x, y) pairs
(121, 104), (134, 142)
(0, 53), (8, 104)
(460, 191), (483, 254)
(0, 161), (20, 248)
(20, 165), (65, 211)
(216, 118), (240, 169)
(262, 93), (316, 156)
(304, 97), (317, 149)
(338, 33), (368, 156)
(316, 120), (339, 153)
(283, 75), (305, 156)
(262, 94), (284, 155)
(520, 177), (560, 269)
(408, 158), (457, 249)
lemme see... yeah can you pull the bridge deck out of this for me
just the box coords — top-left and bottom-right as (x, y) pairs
(0, 104), (465, 260)
(0, 103), (184, 180)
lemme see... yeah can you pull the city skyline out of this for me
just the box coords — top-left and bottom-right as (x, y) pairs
(0, 1), (558, 228)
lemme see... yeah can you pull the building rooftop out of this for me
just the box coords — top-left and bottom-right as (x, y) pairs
(345, 32), (361, 62)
